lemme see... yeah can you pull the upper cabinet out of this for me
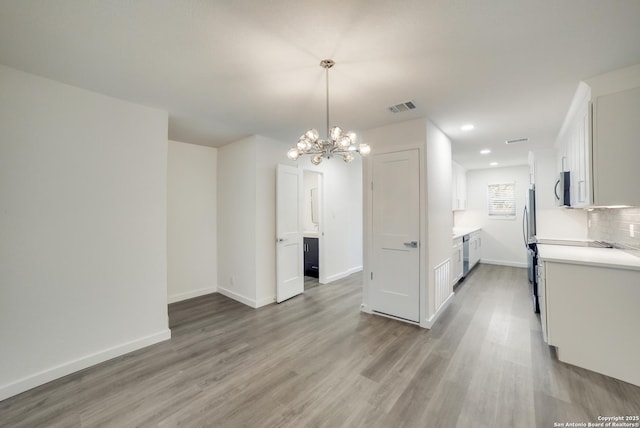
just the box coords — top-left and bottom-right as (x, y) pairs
(592, 87), (640, 207)
(556, 64), (640, 207)
(451, 161), (467, 211)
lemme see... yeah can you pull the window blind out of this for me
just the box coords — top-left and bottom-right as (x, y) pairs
(487, 183), (516, 218)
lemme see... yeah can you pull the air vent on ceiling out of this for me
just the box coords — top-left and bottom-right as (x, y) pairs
(505, 138), (529, 145)
(388, 100), (416, 113)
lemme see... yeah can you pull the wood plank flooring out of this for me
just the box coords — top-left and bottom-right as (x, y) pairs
(1, 264), (639, 427)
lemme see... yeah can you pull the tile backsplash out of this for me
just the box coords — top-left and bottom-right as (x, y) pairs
(588, 208), (640, 256)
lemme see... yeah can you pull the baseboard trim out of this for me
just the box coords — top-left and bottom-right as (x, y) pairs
(423, 292), (455, 329)
(255, 295), (276, 308)
(0, 329), (171, 402)
(324, 266), (363, 283)
(168, 286), (217, 304)
(217, 286), (258, 308)
(480, 259), (527, 268)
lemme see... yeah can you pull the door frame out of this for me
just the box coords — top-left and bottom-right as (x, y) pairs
(362, 144), (428, 328)
(302, 169), (326, 285)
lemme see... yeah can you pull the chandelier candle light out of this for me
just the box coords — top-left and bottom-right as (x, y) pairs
(287, 59), (370, 165)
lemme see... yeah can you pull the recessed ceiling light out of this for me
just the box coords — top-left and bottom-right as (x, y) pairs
(480, 149), (491, 155)
(461, 124), (474, 131)
(490, 162), (498, 166)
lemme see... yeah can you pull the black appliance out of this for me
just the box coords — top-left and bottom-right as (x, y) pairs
(462, 234), (470, 277)
(523, 185), (539, 313)
(555, 171), (571, 207)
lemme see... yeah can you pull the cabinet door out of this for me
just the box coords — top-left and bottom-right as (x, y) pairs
(571, 102), (591, 207)
(469, 237), (479, 268)
(452, 243), (463, 284)
(593, 87), (640, 207)
(451, 162), (467, 211)
(451, 165), (458, 211)
(537, 259), (548, 343)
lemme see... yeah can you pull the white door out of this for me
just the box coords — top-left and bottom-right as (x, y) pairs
(371, 150), (420, 322)
(276, 164), (304, 303)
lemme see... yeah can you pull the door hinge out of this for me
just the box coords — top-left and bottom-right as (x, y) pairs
(371, 272), (373, 280)
(371, 182), (373, 191)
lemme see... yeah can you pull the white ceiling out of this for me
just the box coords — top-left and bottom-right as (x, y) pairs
(1, 0), (640, 170)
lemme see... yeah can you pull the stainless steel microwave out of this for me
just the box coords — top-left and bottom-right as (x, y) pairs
(555, 171), (570, 207)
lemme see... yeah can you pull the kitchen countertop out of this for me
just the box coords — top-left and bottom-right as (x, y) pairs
(537, 244), (640, 271)
(453, 227), (481, 240)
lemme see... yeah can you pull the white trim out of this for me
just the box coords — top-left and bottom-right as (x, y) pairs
(323, 266), (363, 283)
(0, 329), (171, 402)
(217, 286), (258, 308)
(422, 292), (455, 329)
(255, 295), (276, 308)
(167, 286), (217, 304)
(371, 310), (420, 326)
(480, 259), (527, 268)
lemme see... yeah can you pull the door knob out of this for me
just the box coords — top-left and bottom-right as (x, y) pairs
(277, 238), (286, 242)
(403, 241), (418, 248)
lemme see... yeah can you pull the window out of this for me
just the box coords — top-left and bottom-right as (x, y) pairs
(487, 183), (516, 218)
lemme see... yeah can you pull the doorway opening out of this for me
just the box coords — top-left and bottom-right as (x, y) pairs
(303, 170), (323, 289)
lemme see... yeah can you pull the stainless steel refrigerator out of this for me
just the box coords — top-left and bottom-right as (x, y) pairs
(523, 186), (538, 312)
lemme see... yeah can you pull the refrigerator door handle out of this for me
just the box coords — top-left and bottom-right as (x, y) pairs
(523, 206), (528, 247)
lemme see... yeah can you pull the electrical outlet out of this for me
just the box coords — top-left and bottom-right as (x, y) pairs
(230, 275), (235, 286)
(631, 224), (635, 238)
(588, 219), (591, 228)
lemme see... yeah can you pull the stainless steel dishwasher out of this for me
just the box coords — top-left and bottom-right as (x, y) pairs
(462, 234), (470, 277)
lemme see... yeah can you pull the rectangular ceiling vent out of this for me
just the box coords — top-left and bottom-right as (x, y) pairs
(389, 100), (416, 113)
(505, 138), (529, 145)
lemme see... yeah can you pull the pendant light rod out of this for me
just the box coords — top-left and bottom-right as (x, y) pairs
(320, 59), (335, 139)
(326, 64), (329, 139)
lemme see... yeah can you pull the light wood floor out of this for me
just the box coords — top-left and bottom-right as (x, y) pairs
(2, 265), (639, 427)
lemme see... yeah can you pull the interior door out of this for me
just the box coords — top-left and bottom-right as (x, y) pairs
(371, 149), (420, 322)
(276, 164), (304, 303)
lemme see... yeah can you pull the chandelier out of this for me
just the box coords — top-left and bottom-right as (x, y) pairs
(287, 59), (370, 165)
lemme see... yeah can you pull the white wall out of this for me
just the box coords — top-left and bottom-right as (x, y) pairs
(217, 137), (258, 306)
(0, 65), (170, 401)
(167, 140), (218, 303)
(254, 136), (293, 306)
(362, 118), (452, 328)
(532, 148), (587, 239)
(217, 134), (363, 308)
(454, 165), (530, 267)
(426, 120), (453, 316)
(303, 171), (320, 234)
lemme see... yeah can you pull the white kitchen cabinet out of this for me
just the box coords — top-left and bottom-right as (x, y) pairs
(537, 258), (548, 343)
(592, 86), (640, 206)
(452, 237), (463, 285)
(539, 259), (640, 387)
(556, 65), (640, 207)
(556, 83), (591, 207)
(451, 161), (467, 211)
(468, 231), (481, 269)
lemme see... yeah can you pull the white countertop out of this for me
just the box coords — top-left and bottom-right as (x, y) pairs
(453, 227), (481, 240)
(303, 232), (319, 238)
(537, 244), (640, 271)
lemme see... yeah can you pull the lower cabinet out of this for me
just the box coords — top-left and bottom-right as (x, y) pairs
(452, 238), (463, 285)
(469, 231), (481, 269)
(303, 237), (319, 278)
(540, 259), (640, 386)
